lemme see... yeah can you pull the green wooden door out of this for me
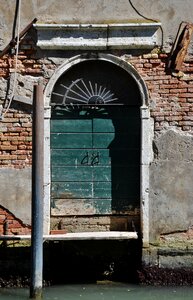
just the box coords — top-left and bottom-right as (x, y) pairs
(51, 106), (140, 216)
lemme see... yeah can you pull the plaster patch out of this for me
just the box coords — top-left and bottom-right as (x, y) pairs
(6, 74), (42, 104)
(153, 129), (193, 161)
(0, 77), (8, 100)
(150, 129), (193, 242)
(0, 167), (31, 225)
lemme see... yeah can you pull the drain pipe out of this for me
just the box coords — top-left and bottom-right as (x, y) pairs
(30, 85), (44, 299)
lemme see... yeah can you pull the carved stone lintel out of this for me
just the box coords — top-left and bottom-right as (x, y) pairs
(35, 22), (161, 50)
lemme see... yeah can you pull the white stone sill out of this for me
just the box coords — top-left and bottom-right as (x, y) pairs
(0, 231), (138, 241)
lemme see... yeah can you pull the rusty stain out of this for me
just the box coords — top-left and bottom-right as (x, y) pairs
(167, 22), (193, 72)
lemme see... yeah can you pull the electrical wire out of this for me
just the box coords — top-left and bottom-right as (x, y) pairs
(2, 0), (21, 118)
(128, 0), (164, 49)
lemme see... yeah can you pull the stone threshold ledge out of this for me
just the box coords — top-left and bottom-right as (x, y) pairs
(0, 231), (138, 241)
(34, 22), (161, 50)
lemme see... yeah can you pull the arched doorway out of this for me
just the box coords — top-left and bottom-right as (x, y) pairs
(44, 54), (150, 246)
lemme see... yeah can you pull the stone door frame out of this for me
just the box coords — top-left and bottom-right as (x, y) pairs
(43, 53), (151, 247)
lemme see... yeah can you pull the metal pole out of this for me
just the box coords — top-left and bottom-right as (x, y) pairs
(30, 85), (44, 299)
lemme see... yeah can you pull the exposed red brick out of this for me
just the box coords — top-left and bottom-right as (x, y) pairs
(180, 103), (192, 107)
(143, 63), (153, 68)
(18, 145), (27, 150)
(165, 116), (183, 121)
(0, 145), (17, 150)
(183, 116), (193, 121)
(179, 121), (193, 126)
(2, 141), (11, 145)
(0, 206), (31, 235)
(158, 89), (170, 94)
(169, 88), (187, 94)
(161, 84), (178, 89)
(180, 93), (193, 98)
(182, 126), (191, 131)
(0, 155), (17, 160)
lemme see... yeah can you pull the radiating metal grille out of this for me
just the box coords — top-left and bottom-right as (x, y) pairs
(50, 59), (141, 108)
(52, 79), (118, 107)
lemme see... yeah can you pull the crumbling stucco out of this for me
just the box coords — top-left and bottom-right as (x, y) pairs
(0, 167), (31, 225)
(150, 129), (193, 242)
(0, 77), (8, 102)
(50, 215), (139, 233)
(0, 74), (43, 106)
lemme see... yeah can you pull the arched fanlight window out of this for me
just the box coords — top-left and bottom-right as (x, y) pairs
(51, 60), (141, 109)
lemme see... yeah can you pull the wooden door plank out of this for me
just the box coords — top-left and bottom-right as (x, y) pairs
(50, 106), (141, 217)
(51, 149), (140, 166)
(51, 149), (93, 166)
(93, 118), (114, 132)
(93, 182), (111, 198)
(93, 166), (111, 181)
(51, 119), (92, 132)
(52, 166), (92, 182)
(51, 133), (92, 148)
(51, 149), (111, 166)
(51, 182), (93, 198)
(93, 133), (115, 148)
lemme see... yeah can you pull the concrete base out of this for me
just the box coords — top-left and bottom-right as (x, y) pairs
(143, 246), (193, 269)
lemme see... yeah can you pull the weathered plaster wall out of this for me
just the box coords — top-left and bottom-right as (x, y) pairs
(0, 167), (31, 224)
(1, 1), (193, 261)
(1, 0), (193, 52)
(150, 129), (193, 242)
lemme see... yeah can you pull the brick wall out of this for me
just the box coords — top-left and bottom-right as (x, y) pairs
(0, 205), (31, 235)
(0, 111), (32, 168)
(0, 43), (56, 168)
(128, 53), (193, 132)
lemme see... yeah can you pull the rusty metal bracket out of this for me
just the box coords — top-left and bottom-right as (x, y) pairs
(167, 22), (193, 72)
(0, 18), (37, 58)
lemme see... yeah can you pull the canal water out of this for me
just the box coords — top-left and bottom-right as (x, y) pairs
(1, 283), (193, 299)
